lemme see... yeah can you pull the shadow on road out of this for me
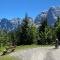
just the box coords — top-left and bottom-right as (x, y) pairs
(44, 47), (58, 60)
(44, 51), (54, 60)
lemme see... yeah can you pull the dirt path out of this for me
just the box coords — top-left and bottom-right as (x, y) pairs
(44, 50), (54, 60)
(9, 47), (60, 60)
(9, 47), (53, 60)
(44, 47), (60, 60)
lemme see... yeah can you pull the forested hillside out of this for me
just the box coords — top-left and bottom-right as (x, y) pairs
(0, 13), (60, 47)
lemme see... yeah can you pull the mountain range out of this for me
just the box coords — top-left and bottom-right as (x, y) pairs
(35, 6), (60, 26)
(0, 6), (60, 31)
(0, 18), (21, 31)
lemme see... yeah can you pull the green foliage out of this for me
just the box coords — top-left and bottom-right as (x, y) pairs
(29, 24), (37, 44)
(54, 16), (60, 27)
(8, 31), (16, 46)
(0, 14), (60, 46)
(0, 30), (9, 47)
(39, 19), (47, 32)
(38, 19), (47, 45)
(55, 17), (60, 42)
(20, 14), (37, 45)
(15, 26), (21, 45)
(45, 27), (56, 44)
(38, 18), (56, 45)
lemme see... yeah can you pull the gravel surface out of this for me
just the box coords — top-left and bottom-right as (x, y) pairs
(9, 46), (60, 60)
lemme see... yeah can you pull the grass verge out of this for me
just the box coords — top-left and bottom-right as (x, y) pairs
(15, 44), (54, 51)
(0, 45), (54, 52)
(0, 55), (17, 60)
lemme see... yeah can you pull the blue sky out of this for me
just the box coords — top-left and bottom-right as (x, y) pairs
(0, 0), (60, 19)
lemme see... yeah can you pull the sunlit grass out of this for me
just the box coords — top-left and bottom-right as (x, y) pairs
(15, 44), (54, 51)
(16, 45), (39, 50)
(0, 55), (17, 60)
(0, 44), (54, 52)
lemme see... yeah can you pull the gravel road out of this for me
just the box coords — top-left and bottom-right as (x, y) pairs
(10, 46), (60, 60)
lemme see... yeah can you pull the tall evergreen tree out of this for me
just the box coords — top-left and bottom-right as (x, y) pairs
(20, 14), (34, 45)
(38, 18), (47, 45)
(55, 16), (60, 42)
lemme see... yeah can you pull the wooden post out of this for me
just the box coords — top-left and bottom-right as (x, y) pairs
(55, 38), (59, 49)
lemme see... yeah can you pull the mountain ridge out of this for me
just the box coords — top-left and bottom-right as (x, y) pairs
(0, 18), (21, 31)
(35, 6), (60, 26)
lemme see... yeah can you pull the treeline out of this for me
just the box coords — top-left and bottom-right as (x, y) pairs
(0, 15), (60, 46)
